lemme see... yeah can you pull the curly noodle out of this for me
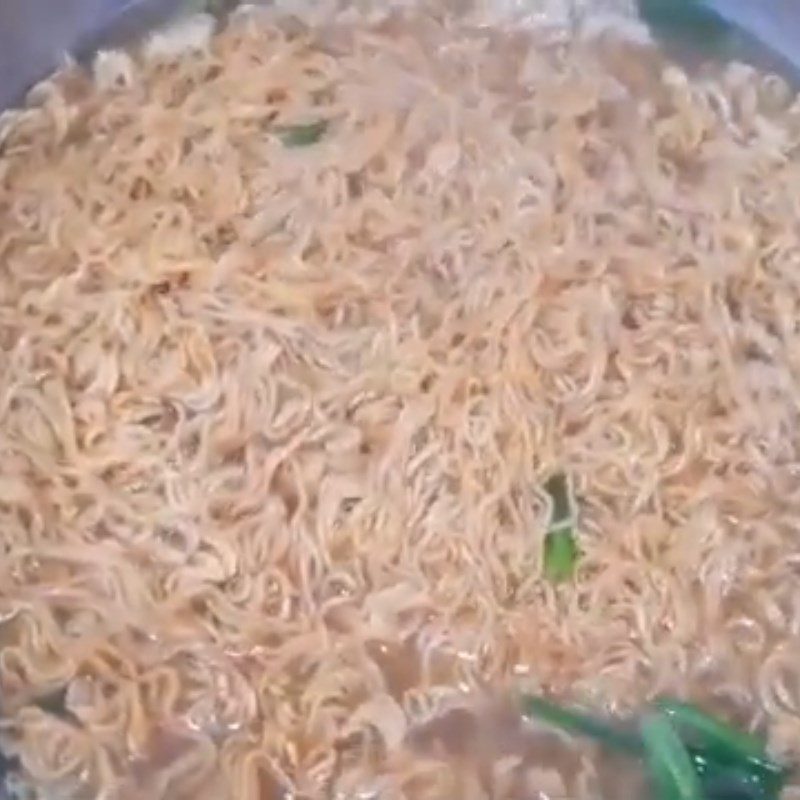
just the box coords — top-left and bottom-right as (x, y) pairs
(1, 4), (800, 798)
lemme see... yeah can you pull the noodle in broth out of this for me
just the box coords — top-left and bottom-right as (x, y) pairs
(1, 4), (800, 798)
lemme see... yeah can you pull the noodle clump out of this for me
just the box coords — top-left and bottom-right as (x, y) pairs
(2, 5), (800, 798)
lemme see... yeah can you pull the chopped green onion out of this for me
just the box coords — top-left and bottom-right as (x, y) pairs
(656, 699), (787, 792)
(543, 526), (579, 583)
(521, 695), (642, 755)
(656, 699), (767, 763)
(641, 713), (706, 800)
(542, 472), (579, 582)
(518, 695), (790, 800)
(698, 760), (777, 800)
(276, 120), (328, 148)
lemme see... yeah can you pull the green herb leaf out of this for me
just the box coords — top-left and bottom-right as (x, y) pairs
(641, 713), (706, 800)
(657, 700), (767, 763)
(521, 695), (642, 755)
(520, 695), (788, 800)
(697, 759), (778, 800)
(542, 472), (579, 582)
(519, 696), (788, 800)
(543, 526), (579, 583)
(656, 699), (787, 792)
(277, 120), (328, 148)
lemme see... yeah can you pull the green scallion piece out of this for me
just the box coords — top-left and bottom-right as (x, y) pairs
(542, 472), (579, 582)
(657, 700), (766, 761)
(698, 761), (777, 800)
(656, 699), (787, 791)
(277, 119), (328, 148)
(544, 526), (579, 583)
(641, 713), (706, 800)
(521, 695), (642, 755)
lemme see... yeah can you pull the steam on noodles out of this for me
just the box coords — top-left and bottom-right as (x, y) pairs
(1, 3), (800, 798)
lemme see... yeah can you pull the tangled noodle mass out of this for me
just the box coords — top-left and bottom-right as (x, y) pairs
(2, 4), (800, 798)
